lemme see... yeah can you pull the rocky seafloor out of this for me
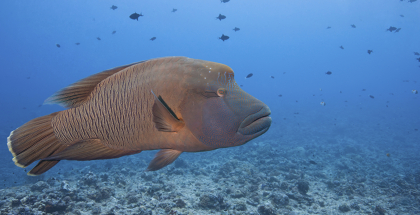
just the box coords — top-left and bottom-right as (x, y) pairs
(1, 120), (420, 215)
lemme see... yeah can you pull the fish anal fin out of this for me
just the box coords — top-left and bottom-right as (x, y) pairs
(147, 149), (182, 171)
(28, 160), (60, 176)
(45, 61), (146, 108)
(44, 139), (142, 161)
(151, 90), (185, 132)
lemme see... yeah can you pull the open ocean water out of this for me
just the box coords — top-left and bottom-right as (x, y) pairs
(0, 0), (419, 214)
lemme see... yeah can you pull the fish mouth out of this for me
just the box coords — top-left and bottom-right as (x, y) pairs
(238, 106), (272, 135)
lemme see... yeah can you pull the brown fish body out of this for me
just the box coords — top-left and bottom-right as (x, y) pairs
(52, 57), (209, 152)
(8, 57), (271, 175)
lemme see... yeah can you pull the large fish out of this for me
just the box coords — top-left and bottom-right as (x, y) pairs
(7, 57), (271, 175)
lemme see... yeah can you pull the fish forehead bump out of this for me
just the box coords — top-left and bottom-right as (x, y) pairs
(188, 59), (234, 83)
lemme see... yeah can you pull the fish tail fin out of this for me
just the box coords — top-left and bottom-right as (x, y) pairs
(7, 112), (67, 176)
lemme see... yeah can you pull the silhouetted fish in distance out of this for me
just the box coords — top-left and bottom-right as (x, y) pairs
(326, 26), (331, 29)
(386, 26), (397, 32)
(233, 27), (240, 32)
(75, 43), (80, 45)
(130, 12), (143, 20)
(414, 52), (420, 56)
(351, 24), (356, 28)
(369, 95), (375, 99)
(221, 0), (230, 3)
(112, 31), (116, 34)
(110, 5), (117, 10)
(97, 37), (101, 41)
(325, 71), (332, 75)
(246, 73), (253, 78)
(7, 57), (272, 175)
(150, 37), (156, 41)
(368, 50), (373, 54)
(309, 160), (317, 165)
(216, 14), (226, 21)
(340, 46), (344, 49)
(219, 34), (229, 41)
(56, 44), (60, 48)
(172, 8), (177, 12)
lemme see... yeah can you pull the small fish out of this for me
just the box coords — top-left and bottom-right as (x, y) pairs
(326, 26), (331, 29)
(130, 12), (143, 21)
(362, 89), (366, 91)
(386, 26), (397, 32)
(340, 91), (342, 93)
(56, 44), (60, 48)
(221, 0), (230, 3)
(172, 8), (177, 12)
(233, 27), (240, 32)
(386, 153), (390, 157)
(367, 50), (373, 54)
(369, 95), (375, 99)
(340, 46), (344, 49)
(7, 57), (272, 175)
(216, 14), (226, 21)
(412, 90), (418, 94)
(110, 5), (117, 10)
(270, 76), (274, 79)
(400, 14), (404, 17)
(320, 101), (326, 106)
(309, 160), (317, 165)
(278, 94), (282, 97)
(97, 37), (101, 41)
(325, 71), (332, 75)
(416, 57), (420, 62)
(395, 28), (401, 33)
(219, 34), (229, 41)
(150, 37), (156, 41)
(414, 52), (420, 56)
(351, 24), (356, 28)
(408, 0), (417, 3)
(112, 31), (116, 34)
(75, 43), (80, 45)
(246, 73), (253, 78)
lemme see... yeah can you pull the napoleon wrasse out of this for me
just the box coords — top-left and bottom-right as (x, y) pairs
(8, 57), (272, 175)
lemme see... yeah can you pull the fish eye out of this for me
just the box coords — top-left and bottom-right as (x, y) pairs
(217, 88), (227, 97)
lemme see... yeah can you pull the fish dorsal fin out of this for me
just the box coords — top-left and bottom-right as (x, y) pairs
(151, 90), (185, 132)
(146, 149), (182, 171)
(45, 61), (145, 108)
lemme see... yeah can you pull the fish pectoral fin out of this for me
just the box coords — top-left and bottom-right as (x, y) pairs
(43, 139), (142, 161)
(151, 90), (185, 132)
(147, 149), (182, 171)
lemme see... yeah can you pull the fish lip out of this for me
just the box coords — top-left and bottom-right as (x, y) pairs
(238, 106), (272, 135)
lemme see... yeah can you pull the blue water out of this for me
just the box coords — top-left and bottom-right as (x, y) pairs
(0, 0), (419, 214)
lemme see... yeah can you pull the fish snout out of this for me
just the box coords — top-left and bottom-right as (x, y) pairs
(238, 105), (271, 135)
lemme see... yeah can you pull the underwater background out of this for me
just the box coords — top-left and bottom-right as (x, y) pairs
(0, 0), (419, 214)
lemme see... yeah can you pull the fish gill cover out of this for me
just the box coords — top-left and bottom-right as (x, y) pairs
(0, 0), (419, 214)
